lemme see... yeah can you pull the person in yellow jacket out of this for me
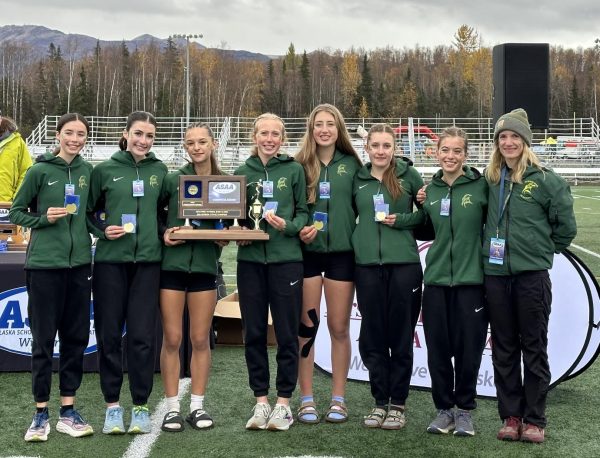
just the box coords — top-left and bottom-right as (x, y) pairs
(0, 113), (33, 201)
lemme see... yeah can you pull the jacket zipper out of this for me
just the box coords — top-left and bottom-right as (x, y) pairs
(67, 165), (74, 267)
(448, 186), (454, 286)
(134, 165), (140, 262)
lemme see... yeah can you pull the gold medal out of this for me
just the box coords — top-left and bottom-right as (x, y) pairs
(314, 221), (324, 230)
(376, 211), (386, 221)
(65, 203), (78, 214)
(123, 222), (135, 233)
(187, 184), (199, 196)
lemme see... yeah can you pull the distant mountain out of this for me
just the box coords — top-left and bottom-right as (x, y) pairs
(0, 25), (272, 62)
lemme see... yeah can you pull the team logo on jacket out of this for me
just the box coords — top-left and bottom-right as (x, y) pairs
(461, 194), (473, 207)
(78, 176), (87, 188)
(149, 175), (159, 188)
(337, 164), (348, 176)
(521, 180), (538, 200)
(277, 177), (287, 190)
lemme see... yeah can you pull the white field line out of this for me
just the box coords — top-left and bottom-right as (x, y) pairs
(122, 378), (191, 458)
(573, 194), (600, 201)
(571, 243), (600, 260)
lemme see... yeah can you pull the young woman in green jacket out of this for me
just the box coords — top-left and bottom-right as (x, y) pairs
(87, 111), (168, 436)
(295, 104), (362, 424)
(10, 113), (94, 441)
(420, 127), (488, 437)
(234, 113), (308, 432)
(159, 123), (224, 431)
(353, 123), (424, 430)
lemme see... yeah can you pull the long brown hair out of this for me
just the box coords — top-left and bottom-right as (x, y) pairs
(249, 113), (286, 156)
(184, 122), (223, 175)
(367, 123), (402, 200)
(119, 111), (157, 151)
(295, 104), (362, 204)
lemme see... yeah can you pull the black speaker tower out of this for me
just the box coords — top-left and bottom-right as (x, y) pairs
(492, 43), (550, 129)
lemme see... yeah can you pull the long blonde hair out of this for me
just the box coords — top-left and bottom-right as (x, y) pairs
(250, 113), (286, 157)
(485, 139), (542, 184)
(367, 123), (402, 201)
(295, 104), (361, 204)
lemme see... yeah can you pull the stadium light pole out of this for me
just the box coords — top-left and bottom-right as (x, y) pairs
(170, 33), (203, 126)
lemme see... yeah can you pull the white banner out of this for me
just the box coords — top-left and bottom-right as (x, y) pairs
(314, 243), (600, 397)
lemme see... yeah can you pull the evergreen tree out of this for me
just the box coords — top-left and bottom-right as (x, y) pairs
(300, 51), (311, 115)
(72, 65), (93, 115)
(119, 41), (132, 114)
(355, 54), (374, 117)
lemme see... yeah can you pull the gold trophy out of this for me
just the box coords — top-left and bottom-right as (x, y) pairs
(248, 180), (264, 231)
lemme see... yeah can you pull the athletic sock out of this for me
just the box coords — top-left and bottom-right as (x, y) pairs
(60, 404), (74, 416)
(299, 395), (317, 422)
(190, 394), (204, 413)
(36, 406), (48, 414)
(166, 396), (180, 413)
(327, 396), (346, 421)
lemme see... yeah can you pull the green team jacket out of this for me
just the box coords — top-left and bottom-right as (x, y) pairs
(422, 166), (488, 286)
(234, 154), (308, 263)
(87, 150), (168, 263)
(160, 163), (220, 274)
(483, 165), (577, 275)
(352, 157), (424, 265)
(303, 150), (361, 253)
(9, 153), (92, 269)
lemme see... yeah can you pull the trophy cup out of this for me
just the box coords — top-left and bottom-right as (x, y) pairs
(248, 181), (264, 230)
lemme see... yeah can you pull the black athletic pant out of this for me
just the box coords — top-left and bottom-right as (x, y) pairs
(93, 262), (160, 405)
(26, 265), (92, 403)
(485, 271), (551, 428)
(237, 261), (303, 398)
(355, 263), (422, 407)
(422, 284), (488, 411)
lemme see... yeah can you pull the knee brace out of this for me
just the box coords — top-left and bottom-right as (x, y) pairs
(299, 308), (320, 358)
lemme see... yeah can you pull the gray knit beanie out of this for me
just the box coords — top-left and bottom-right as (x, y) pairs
(493, 108), (532, 146)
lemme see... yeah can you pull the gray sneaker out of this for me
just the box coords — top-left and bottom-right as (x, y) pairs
(453, 409), (475, 436)
(427, 409), (455, 434)
(245, 402), (271, 430)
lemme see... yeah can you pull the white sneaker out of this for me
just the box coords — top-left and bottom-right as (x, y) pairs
(266, 404), (294, 431)
(246, 402), (271, 430)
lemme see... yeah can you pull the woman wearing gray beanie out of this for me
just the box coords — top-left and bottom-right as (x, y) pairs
(483, 108), (577, 443)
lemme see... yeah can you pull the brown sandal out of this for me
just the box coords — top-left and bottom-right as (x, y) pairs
(325, 400), (348, 423)
(297, 401), (320, 424)
(362, 407), (386, 428)
(381, 408), (406, 430)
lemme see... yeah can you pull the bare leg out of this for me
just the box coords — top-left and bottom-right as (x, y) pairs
(187, 289), (217, 396)
(159, 289), (186, 398)
(298, 276), (323, 397)
(323, 278), (354, 398)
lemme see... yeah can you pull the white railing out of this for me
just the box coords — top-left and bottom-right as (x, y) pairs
(26, 115), (600, 177)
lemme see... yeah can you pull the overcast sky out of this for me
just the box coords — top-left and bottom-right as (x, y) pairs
(1, 0), (599, 55)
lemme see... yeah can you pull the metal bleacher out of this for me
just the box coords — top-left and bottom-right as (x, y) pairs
(26, 115), (600, 183)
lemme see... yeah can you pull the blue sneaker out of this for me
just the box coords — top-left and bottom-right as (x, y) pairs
(103, 406), (125, 434)
(56, 408), (94, 437)
(128, 405), (151, 434)
(24, 409), (50, 442)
